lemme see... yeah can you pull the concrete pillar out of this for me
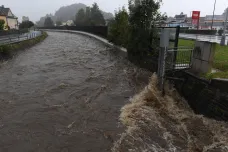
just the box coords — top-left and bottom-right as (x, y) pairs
(191, 41), (216, 74)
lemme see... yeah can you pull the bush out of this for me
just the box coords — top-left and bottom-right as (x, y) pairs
(127, 0), (163, 59)
(0, 19), (5, 30)
(19, 21), (34, 29)
(108, 7), (129, 48)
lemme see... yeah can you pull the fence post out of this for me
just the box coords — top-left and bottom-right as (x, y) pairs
(158, 28), (170, 93)
(173, 26), (180, 68)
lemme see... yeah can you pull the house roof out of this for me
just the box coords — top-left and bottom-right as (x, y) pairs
(0, 7), (9, 16)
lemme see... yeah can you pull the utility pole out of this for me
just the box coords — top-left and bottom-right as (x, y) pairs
(211, 0), (217, 30)
(220, 8), (228, 46)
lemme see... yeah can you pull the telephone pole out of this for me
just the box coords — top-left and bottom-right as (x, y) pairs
(211, 0), (217, 30)
(221, 9), (228, 46)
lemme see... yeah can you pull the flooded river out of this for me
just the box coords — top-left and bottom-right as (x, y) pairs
(0, 32), (151, 151)
(0, 31), (228, 152)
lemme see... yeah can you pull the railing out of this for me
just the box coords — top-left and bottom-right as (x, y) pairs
(166, 47), (193, 71)
(0, 31), (42, 45)
(0, 29), (29, 36)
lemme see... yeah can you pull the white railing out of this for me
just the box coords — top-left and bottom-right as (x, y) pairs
(0, 31), (42, 45)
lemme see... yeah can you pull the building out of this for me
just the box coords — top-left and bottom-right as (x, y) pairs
(203, 15), (225, 30)
(0, 5), (18, 30)
(166, 12), (189, 27)
(165, 10), (227, 30)
(22, 16), (29, 22)
(62, 20), (74, 26)
(174, 12), (187, 23)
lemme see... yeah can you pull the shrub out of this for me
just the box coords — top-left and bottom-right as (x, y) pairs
(127, 0), (163, 59)
(108, 7), (129, 47)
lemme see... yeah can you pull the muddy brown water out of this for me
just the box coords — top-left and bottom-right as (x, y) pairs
(0, 32), (151, 152)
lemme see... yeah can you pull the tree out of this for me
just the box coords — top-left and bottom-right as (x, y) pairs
(0, 20), (5, 30)
(56, 21), (62, 26)
(19, 21), (34, 29)
(44, 17), (54, 27)
(90, 3), (105, 26)
(84, 7), (91, 25)
(75, 8), (86, 26)
(127, 0), (163, 58)
(108, 7), (129, 47)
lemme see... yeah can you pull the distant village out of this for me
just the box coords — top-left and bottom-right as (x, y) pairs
(165, 8), (228, 30)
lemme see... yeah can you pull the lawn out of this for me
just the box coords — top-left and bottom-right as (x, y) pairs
(176, 39), (228, 79)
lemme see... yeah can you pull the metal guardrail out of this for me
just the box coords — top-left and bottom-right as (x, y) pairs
(0, 31), (42, 45)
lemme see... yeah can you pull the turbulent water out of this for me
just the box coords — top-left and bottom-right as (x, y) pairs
(0, 31), (227, 152)
(112, 75), (228, 152)
(0, 32), (151, 151)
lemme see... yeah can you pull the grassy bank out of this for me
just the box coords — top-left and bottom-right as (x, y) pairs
(0, 31), (48, 60)
(177, 39), (228, 79)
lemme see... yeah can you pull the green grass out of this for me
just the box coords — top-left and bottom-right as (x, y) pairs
(174, 39), (228, 79)
(203, 72), (228, 79)
(213, 44), (228, 71)
(178, 39), (195, 47)
(169, 40), (194, 64)
(177, 39), (228, 71)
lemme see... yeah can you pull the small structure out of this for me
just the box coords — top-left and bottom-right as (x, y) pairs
(0, 5), (18, 30)
(204, 15), (224, 30)
(191, 41), (216, 74)
(62, 20), (74, 26)
(166, 12), (189, 27)
(22, 16), (29, 22)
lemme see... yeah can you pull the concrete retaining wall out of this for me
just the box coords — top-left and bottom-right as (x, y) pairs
(171, 71), (228, 121)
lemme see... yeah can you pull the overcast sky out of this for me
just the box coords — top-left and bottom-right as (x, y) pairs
(2, 0), (228, 22)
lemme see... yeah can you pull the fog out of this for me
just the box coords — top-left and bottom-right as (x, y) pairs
(2, 0), (228, 22)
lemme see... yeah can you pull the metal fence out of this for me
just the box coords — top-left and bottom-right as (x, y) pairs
(0, 31), (42, 45)
(166, 47), (193, 71)
(0, 29), (29, 36)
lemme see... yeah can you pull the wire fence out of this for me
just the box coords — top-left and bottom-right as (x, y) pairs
(0, 30), (42, 45)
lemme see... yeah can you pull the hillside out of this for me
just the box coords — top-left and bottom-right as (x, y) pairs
(36, 3), (113, 26)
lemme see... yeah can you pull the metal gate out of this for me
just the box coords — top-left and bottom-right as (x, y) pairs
(157, 28), (194, 92)
(158, 46), (193, 92)
(166, 47), (193, 71)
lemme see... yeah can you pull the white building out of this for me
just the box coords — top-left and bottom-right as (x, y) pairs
(22, 16), (29, 22)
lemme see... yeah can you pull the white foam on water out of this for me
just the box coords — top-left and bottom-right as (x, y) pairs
(112, 74), (228, 152)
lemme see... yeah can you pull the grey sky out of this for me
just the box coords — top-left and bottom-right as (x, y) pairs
(2, 0), (228, 22)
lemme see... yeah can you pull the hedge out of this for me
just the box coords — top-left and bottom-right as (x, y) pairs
(180, 29), (217, 35)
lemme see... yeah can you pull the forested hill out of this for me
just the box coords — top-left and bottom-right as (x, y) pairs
(36, 3), (113, 26)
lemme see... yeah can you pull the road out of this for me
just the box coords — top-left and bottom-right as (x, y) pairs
(179, 33), (228, 44)
(0, 32), (150, 151)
